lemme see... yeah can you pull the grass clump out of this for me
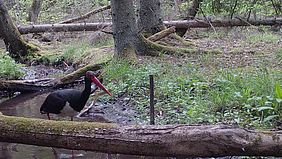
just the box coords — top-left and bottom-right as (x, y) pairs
(246, 32), (280, 44)
(0, 52), (25, 79)
(276, 48), (282, 63)
(102, 60), (282, 128)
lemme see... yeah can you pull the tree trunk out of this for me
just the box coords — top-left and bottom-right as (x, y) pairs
(110, 0), (139, 60)
(164, 18), (282, 28)
(138, 0), (165, 36)
(147, 26), (176, 42)
(0, 114), (282, 157)
(27, 0), (43, 23)
(18, 22), (111, 34)
(0, 0), (38, 62)
(186, 0), (203, 20)
(177, 0), (203, 36)
(16, 18), (282, 35)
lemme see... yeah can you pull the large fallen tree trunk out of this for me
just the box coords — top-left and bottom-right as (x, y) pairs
(18, 22), (112, 34)
(0, 114), (281, 157)
(164, 18), (282, 29)
(17, 18), (282, 34)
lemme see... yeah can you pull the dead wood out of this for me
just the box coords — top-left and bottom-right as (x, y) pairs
(77, 90), (108, 117)
(0, 114), (282, 157)
(17, 18), (282, 34)
(141, 34), (220, 56)
(59, 62), (105, 84)
(164, 18), (282, 29)
(58, 5), (111, 24)
(18, 23), (111, 34)
(0, 78), (55, 92)
(147, 26), (176, 42)
(0, 62), (106, 92)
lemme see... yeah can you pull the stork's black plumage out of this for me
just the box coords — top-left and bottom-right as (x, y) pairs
(40, 71), (111, 120)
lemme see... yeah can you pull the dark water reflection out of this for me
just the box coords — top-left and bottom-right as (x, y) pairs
(0, 93), (167, 159)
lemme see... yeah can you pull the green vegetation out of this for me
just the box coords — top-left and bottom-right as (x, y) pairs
(246, 32), (280, 44)
(39, 38), (114, 65)
(276, 48), (282, 62)
(0, 52), (25, 79)
(102, 60), (282, 128)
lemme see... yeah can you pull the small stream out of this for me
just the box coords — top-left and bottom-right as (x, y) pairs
(0, 91), (165, 159)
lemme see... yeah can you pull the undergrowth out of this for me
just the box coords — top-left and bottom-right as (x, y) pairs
(102, 60), (282, 128)
(0, 52), (25, 79)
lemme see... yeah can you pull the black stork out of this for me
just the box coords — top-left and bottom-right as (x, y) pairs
(40, 71), (112, 120)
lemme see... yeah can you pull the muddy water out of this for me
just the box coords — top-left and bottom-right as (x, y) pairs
(0, 91), (164, 159)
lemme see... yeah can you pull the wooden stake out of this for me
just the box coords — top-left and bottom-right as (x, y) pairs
(149, 75), (155, 125)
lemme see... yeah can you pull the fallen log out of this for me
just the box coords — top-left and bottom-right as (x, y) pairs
(18, 22), (111, 34)
(58, 5), (111, 24)
(0, 78), (55, 92)
(0, 114), (281, 157)
(164, 18), (282, 29)
(17, 18), (282, 34)
(147, 26), (176, 42)
(59, 62), (105, 84)
(0, 62), (106, 92)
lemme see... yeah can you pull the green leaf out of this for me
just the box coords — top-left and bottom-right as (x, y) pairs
(275, 83), (282, 98)
(258, 106), (274, 111)
(276, 99), (282, 103)
(263, 115), (278, 122)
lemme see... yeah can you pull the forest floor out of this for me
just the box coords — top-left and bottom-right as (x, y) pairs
(0, 27), (282, 128)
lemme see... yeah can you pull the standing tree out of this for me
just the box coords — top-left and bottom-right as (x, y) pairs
(110, 0), (167, 60)
(0, 0), (38, 62)
(176, 0), (203, 36)
(186, 0), (203, 20)
(138, 0), (165, 36)
(110, 0), (203, 60)
(110, 0), (140, 61)
(27, 0), (43, 23)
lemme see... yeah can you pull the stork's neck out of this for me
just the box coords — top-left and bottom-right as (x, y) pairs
(81, 78), (92, 100)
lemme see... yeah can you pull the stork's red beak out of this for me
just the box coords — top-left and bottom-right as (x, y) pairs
(91, 76), (112, 96)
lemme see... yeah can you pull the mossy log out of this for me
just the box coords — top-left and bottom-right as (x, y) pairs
(0, 78), (54, 92)
(59, 62), (106, 84)
(0, 114), (282, 157)
(140, 35), (221, 56)
(0, 62), (107, 92)
(147, 26), (176, 42)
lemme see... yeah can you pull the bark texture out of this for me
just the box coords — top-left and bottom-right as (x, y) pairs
(0, 0), (36, 61)
(186, 0), (203, 19)
(138, 0), (165, 35)
(0, 115), (282, 157)
(110, 0), (139, 58)
(164, 18), (282, 28)
(17, 18), (282, 34)
(18, 23), (111, 34)
(177, 0), (203, 36)
(147, 26), (176, 42)
(27, 0), (43, 23)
